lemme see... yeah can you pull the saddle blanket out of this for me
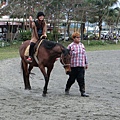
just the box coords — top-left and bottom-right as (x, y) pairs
(24, 39), (43, 57)
(24, 45), (30, 56)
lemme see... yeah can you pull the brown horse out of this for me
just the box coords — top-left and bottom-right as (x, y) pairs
(19, 39), (71, 96)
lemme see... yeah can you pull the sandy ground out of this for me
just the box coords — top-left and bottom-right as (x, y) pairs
(0, 50), (120, 120)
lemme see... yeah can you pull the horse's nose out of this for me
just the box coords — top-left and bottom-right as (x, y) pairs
(66, 71), (71, 75)
(64, 66), (71, 75)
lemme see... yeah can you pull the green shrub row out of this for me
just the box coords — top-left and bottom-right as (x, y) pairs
(18, 30), (31, 41)
(18, 30), (61, 41)
(82, 40), (106, 46)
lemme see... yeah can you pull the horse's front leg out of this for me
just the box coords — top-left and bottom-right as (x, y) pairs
(38, 64), (53, 96)
(43, 65), (54, 95)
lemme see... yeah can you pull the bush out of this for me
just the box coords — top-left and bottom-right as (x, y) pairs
(47, 30), (61, 41)
(82, 40), (106, 46)
(19, 30), (31, 41)
(0, 41), (10, 47)
(47, 33), (54, 40)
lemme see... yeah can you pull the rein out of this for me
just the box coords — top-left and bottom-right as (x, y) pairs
(35, 39), (43, 56)
(60, 53), (70, 67)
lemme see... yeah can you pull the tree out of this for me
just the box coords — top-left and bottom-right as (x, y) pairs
(86, 0), (118, 40)
(104, 7), (120, 32)
(0, 0), (119, 41)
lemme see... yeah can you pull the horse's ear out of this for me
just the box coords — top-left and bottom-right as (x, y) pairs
(62, 48), (65, 53)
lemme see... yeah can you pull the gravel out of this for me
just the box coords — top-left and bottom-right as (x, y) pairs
(0, 50), (120, 120)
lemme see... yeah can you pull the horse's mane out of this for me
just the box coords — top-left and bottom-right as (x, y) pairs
(36, 39), (69, 55)
(41, 39), (58, 49)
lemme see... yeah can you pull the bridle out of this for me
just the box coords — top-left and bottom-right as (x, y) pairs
(60, 53), (70, 67)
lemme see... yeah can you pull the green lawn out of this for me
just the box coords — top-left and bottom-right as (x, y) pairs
(0, 41), (22, 60)
(60, 40), (120, 51)
(0, 40), (120, 60)
(85, 43), (120, 51)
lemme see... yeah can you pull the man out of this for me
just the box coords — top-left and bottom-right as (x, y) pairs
(65, 31), (89, 97)
(26, 11), (47, 63)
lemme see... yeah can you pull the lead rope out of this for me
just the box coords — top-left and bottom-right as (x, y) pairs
(60, 54), (70, 67)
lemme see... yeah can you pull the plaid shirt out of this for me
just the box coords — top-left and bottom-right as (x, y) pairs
(67, 42), (88, 67)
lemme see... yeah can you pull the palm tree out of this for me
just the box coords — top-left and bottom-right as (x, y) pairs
(104, 7), (120, 32)
(86, 0), (118, 40)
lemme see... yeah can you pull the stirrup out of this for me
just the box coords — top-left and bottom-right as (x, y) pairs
(26, 57), (32, 63)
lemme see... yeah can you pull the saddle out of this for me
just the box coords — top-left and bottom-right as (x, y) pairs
(24, 39), (43, 57)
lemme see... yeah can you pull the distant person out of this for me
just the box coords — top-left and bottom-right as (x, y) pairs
(65, 31), (89, 97)
(27, 11), (47, 63)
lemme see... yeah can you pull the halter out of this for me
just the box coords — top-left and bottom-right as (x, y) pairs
(60, 53), (70, 67)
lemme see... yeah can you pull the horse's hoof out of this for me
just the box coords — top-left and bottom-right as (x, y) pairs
(42, 93), (46, 97)
(25, 87), (31, 90)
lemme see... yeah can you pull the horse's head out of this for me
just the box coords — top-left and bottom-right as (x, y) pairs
(60, 48), (71, 75)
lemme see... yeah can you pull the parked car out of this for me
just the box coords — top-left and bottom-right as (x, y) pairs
(101, 31), (108, 35)
(88, 33), (99, 40)
(58, 33), (69, 41)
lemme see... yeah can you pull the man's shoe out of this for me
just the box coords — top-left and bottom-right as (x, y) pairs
(26, 57), (32, 63)
(65, 89), (69, 95)
(81, 93), (89, 97)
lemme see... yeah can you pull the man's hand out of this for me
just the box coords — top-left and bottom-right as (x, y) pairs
(85, 65), (88, 69)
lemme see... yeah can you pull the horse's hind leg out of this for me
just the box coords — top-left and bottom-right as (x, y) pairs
(28, 65), (33, 74)
(21, 60), (31, 90)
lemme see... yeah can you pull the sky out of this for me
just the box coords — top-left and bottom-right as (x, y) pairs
(117, 0), (120, 7)
(113, 0), (120, 8)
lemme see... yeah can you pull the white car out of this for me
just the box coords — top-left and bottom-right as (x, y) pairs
(101, 31), (108, 35)
(59, 33), (69, 41)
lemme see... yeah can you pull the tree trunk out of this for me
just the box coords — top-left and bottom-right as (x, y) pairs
(99, 16), (102, 40)
(67, 22), (70, 37)
(80, 22), (85, 40)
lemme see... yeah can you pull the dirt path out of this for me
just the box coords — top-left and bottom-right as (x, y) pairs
(0, 50), (120, 120)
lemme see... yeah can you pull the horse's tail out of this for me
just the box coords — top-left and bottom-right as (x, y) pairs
(20, 60), (26, 77)
(20, 60), (23, 71)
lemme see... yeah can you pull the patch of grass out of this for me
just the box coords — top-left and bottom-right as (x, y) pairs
(84, 40), (120, 51)
(59, 40), (120, 51)
(85, 43), (120, 51)
(0, 40), (120, 60)
(0, 41), (22, 60)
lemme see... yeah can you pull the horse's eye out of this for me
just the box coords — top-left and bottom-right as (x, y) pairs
(64, 57), (67, 60)
(63, 65), (67, 68)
